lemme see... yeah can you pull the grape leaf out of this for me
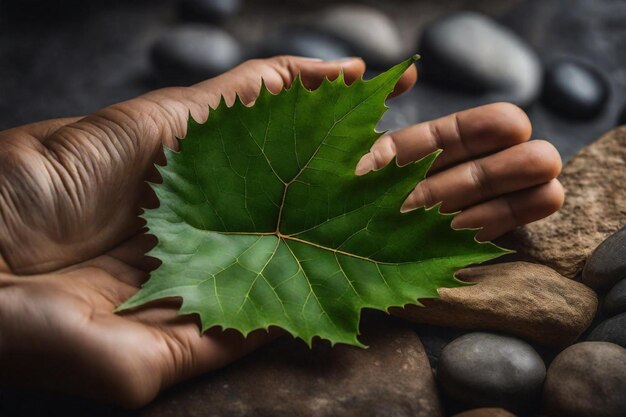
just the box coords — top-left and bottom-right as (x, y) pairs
(118, 56), (507, 347)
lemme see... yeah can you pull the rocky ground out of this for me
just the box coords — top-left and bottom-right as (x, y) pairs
(0, 1), (625, 416)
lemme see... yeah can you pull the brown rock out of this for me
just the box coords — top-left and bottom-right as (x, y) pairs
(543, 341), (626, 417)
(141, 314), (442, 417)
(502, 126), (626, 278)
(452, 408), (517, 417)
(394, 262), (597, 347)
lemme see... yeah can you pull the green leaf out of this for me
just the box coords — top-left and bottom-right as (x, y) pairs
(119, 56), (506, 347)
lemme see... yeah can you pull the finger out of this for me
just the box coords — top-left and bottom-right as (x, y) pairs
(126, 302), (282, 393)
(302, 59), (417, 97)
(389, 63), (417, 98)
(189, 56), (367, 108)
(401, 140), (562, 213)
(298, 57), (367, 89)
(355, 102), (531, 176)
(451, 179), (565, 241)
(176, 326), (283, 384)
(355, 133), (396, 175)
(0, 116), (83, 143)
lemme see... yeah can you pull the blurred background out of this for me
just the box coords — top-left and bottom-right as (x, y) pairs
(1, 0), (625, 161)
(0, 1), (625, 416)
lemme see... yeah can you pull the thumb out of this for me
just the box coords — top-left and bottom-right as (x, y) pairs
(284, 56), (367, 90)
(265, 55), (417, 97)
(190, 56), (367, 106)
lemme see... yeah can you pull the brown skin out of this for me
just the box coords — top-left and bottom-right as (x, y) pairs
(0, 56), (563, 408)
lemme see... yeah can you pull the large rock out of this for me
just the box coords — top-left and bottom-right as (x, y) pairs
(503, 126), (626, 278)
(438, 333), (545, 411)
(418, 12), (541, 107)
(141, 315), (443, 417)
(393, 262), (597, 347)
(543, 342), (626, 417)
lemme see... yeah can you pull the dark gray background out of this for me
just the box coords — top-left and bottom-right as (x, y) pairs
(1, 0), (625, 161)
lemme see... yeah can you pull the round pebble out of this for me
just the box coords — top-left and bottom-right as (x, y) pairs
(313, 4), (406, 68)
(588, 313), (626, 348)
(604, 278), (626, 317)
(542, 59), (610, 119)
(544, 341), (626, 417)
(179, 0), (241, 24)
(437, 332), (545, 411)
(582, 227), (626, 291)
(257, 27), (351, 61)
(151, 25), (242, 85)
(417, 11), (541, 107)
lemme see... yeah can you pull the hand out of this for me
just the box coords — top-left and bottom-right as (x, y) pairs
(356, 102), (564, 241)
(0, 56), (415, 407)
(0, 56), (562, 408)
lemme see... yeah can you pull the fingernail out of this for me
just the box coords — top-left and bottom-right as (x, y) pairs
(355, 153), (375, 176)
(450, 216), (461, 229)
(400, 186), (426, 213)
(299, 57), (324, 61)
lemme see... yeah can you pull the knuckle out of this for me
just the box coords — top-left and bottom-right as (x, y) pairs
(269, 55), (298, 69)
(469, 159), (491, 197)
(266, 57), (297, 88)
(371, 148), (385, 169)
(419, 179), (437, 207)
(504, 195), (522, 226)
(370, 136), (396, 168)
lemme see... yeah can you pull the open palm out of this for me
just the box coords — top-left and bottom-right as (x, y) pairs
(0, 56), (562, 407)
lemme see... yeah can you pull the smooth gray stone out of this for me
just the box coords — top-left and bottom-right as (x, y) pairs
(313, 4), (406, 68)
(257, 27), (351, 61)
(588, 313), (626, 348)
(151, 25), (242, 85)
(418, 11), (541, 107)
(437, 332), (546, 411)
(604, 278), (626, 317)
(583, 227), (626, 291)
(542, 59), (610, 120)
